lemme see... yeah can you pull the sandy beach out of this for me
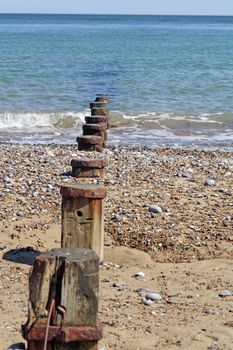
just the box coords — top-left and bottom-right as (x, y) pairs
(0, 143), (233, 350)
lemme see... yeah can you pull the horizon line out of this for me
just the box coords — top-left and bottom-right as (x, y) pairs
(1, 12), (233, 17)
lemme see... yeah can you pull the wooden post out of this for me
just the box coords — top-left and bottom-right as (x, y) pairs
(85, 116), (109, 128)
(91, 107), (109, 117)
(71, 159), (107, 178)
(95, 95), (109, 103)
(60, 184), (107, 263)
(82, 123), (108, 140)
(23, 248), (102, 350)
(90, 102), (108, 109)
(76, 136), (104, 152)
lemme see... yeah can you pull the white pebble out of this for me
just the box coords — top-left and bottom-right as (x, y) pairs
(218, 290), (231, 297)
(149, 205), (162, 214)
(142, 298), (154, 306)
(205, 179), (216, 186)
(146, 292), (162, 301)
(134, 271), (145, 278)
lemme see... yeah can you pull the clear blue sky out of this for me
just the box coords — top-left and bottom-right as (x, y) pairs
(1, 0), (233, 16)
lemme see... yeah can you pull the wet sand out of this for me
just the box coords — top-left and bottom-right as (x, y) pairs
(0, 144), (232, 349)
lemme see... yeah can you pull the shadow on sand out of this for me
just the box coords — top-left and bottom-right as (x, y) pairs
(8, 343), (25, 350)
(3, 246), (40, 266)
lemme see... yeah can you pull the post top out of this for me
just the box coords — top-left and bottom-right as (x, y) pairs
(60, 183), (107, 199)
(95, 94), (109, 100)
(70, 158), (108, 168)
(37, 248), (99, 261)
(76, 135), (104, 144)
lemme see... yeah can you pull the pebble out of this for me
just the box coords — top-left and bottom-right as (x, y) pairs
(0, 144), (232, 266)
(177, 170), (192, 178)
(3, 176), (12, 183)
(218, 290), (232, 298)
(112, 282), (125, 288)
(205, 179), (216, 186)
(148, 205), (162, 214)
(16, 210), (24, 217)
(177, 171), (184, 177)
(111, 214), (122, 222)
(134, 272), (145, 278)
(146, 292), (162, 301)
(223, 216), (231, 221)
(142, 298), (154, 306)
(205, 308), (215, 315)
(224, 172), (232, 177)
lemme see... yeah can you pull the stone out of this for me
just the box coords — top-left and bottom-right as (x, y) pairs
(218, 290), (232, 297)
(146, 292), (162, 301)
(112, 214), (122, 222)
(223, 216), (232, 221)
(148, 205), (162, 214)
(142, 298), (154, 306)
(134, 272), (145, 278)
(112, 282), (125, 289)
(205, 179), (216, 186)
(16, 210), (24, 217)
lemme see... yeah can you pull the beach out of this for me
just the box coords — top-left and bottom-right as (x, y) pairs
(0, 143), (232, 349)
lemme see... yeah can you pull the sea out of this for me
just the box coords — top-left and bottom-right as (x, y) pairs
(0, 14), (233, 150)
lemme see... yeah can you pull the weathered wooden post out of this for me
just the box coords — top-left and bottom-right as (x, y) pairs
(60, 184), (107, 263)
(85, 116), (109, 128)
(82, 122), (108, 140)
(71, 159), (107, 178)
(91, 107), (109, 117)
(90, 102), (108, 109)
(76, 135), (104, 152)
(76, 96), (110, 153)
(95, 94), (109, 103)
(22, 248), (102, 350)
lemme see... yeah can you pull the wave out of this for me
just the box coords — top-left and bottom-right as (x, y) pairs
(0, 110), (232, 130)
(0, 110), (232, 149)
(0, 110), (88, 129)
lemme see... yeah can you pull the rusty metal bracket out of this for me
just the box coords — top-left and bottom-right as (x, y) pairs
(22, 321), (103, 343)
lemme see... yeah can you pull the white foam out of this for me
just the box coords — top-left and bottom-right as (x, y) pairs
(0, 110), (88, 129)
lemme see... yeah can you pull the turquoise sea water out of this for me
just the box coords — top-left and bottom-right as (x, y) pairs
(0, 14), (233, 148)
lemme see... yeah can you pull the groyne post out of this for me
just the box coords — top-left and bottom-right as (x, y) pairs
(71, 158), (107, 178)
(76, 135), (104, 152)
(22, 248), (102, 350)
(60, 184), (107, 263)
(76, 95), (110, 152)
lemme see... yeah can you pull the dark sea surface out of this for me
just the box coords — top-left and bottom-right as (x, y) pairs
(0, 14), (233, 149)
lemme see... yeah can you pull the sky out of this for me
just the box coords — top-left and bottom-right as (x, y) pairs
(1, 0), (233, 16)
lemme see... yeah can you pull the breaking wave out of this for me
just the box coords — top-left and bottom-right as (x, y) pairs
(0, 109), (232, 149)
